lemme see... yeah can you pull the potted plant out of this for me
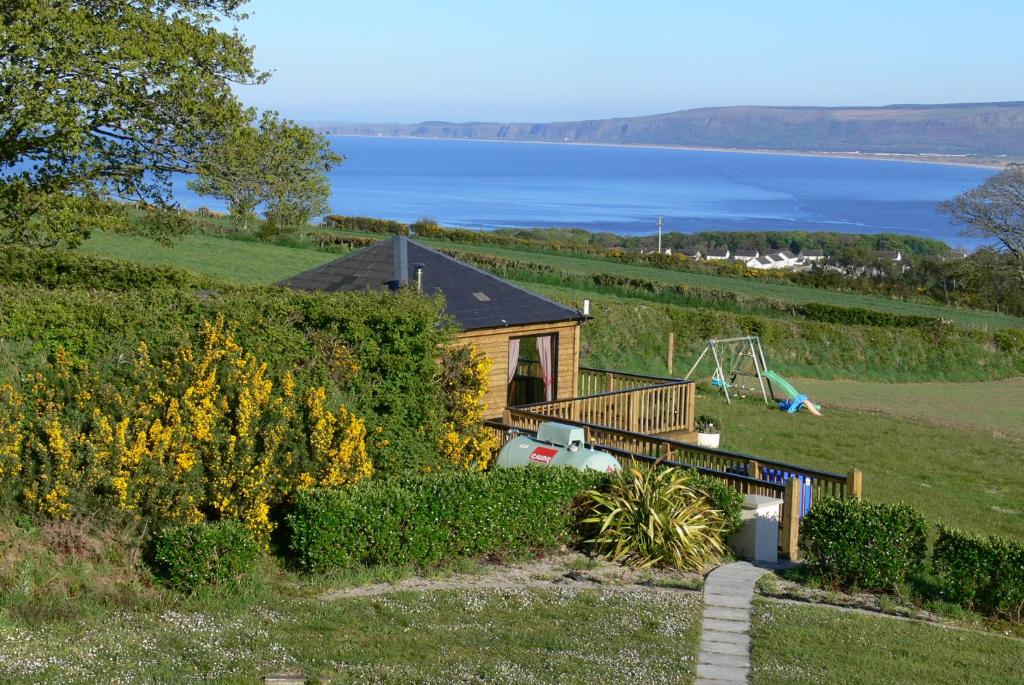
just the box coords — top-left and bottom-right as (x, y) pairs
(695, 415), (721, 449)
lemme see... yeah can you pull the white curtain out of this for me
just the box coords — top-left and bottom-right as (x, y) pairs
(507, 338), (521, 384)
(536, 335), (554, 401)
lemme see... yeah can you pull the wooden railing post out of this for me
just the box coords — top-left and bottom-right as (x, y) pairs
(667, 332), (675, 375)
(684, 383), (695, 432)
(749, 459), (760, 480)
(847, 469), (863, 499)
(502, 408), (512, 426)
(628, 392), (639, 432)
(782, 477), (802, 561)
(606, 372), (615, 393)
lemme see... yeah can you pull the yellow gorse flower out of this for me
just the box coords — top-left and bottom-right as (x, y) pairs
(438, 347), (499, 471)
(7, 316), (373, 542)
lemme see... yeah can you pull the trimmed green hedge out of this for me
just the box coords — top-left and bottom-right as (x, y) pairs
(798, 302), (941, 329)
(152, 521), (261, 593)
(799, 498), (928, 591)
(322, 215), (408, 235)
(0, 245), (220, 291)
(933, 526), (1024, 621)
(288, 468), (604, 572)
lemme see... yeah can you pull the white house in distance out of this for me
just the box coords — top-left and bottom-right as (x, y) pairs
(746, 250), (805, 270)
(747, 254), (775, 269)
(732, 249), (759, 262)
(802, 249), (826, 263)
(706, 247), (730, 260)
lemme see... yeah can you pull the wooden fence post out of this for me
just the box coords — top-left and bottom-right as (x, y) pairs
(782, 477), (802, 561)
(847, 469), (863, 499)
(684, 383), (696, 432)
(502, 408), (512, 426)
(668, 332), (675, 375)
(749, 459), (760, 480)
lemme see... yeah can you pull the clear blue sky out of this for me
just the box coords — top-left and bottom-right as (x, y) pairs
(231, 0), (1024, 123)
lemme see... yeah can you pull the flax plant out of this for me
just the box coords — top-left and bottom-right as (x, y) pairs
(580, 465), (727, 571)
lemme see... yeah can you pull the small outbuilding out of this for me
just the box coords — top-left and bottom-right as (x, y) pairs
(279, 236), (587, 418)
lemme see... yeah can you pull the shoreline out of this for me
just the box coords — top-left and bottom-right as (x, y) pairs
(325, 133), (1010, 170)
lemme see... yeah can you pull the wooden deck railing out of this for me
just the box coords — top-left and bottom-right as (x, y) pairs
(513, 380), (695, 436)
(483, 419), (859, 560)
(576, 366), (683, 396)
(500, 407), (856, 504)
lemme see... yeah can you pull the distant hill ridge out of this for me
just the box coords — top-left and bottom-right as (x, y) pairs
(319, 101), (1024, 157)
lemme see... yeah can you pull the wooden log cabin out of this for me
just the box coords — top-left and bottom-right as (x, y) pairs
(279, 235), (586, 418)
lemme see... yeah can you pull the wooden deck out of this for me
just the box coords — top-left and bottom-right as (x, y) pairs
(499, 366), (861, 560)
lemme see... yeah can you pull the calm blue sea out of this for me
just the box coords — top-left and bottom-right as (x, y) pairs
(173, 136), (997, 247)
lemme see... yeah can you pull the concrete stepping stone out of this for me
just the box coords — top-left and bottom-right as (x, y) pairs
(696, 561), (770, 684)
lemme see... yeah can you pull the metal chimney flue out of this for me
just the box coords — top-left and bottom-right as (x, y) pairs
(414, 263), (425, 292)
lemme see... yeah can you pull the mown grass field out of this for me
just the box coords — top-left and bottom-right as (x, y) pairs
(695, 391), (1023, 539)
(750, 600), (1024, 685)
(793, 376), (1024, 438)
(82, 231), (331, 284)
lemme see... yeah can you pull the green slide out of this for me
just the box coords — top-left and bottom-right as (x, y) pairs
(763, 369), (801, 400)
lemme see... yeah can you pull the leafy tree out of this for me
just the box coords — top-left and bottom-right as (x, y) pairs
(189, 111), (342, 237)
(940, 164), (1024, 286)
(0, 0), (266, 248)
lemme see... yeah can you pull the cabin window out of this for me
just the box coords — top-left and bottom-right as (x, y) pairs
(507, 334), (558, 406)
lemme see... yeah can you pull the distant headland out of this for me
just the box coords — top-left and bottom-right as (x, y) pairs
(312, 101), (1024, 167)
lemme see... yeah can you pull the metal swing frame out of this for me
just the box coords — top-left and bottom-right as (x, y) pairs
(685, 336), (771, 404)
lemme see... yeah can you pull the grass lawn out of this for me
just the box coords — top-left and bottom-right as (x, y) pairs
(695, 392), (1024, 540)
(82, 231), (332, 284)
(0, 584), (702, 684)
(750, 600), (1024, 685)
(793, 376), (1024, 439)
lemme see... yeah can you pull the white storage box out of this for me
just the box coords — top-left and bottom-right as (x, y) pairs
(727, 494), (783, 563)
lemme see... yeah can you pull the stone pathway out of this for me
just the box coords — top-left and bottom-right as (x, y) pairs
(696, 561), (770, 684)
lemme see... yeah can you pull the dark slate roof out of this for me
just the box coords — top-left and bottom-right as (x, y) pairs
(706, 248), (730, 257)
(801, 249), (825, 257)
(733, 250), (759, 258)
(278, 236), (585, 331)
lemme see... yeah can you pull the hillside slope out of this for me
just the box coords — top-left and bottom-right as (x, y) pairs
(324, 101), (1024, 156)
